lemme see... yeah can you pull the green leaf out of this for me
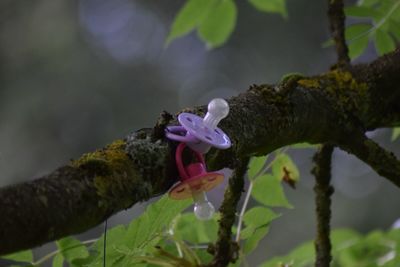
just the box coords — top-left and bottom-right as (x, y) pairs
(335, 230), (390, 266)
(392, 127), (400, 141)
(71, 251), (99, 267)
(103, 196), (192, 266)
(192, 249), (213, 264)
(344, 0), (400, 59)
(243, 206), (280, 229)
(166, 0), (215, 45)
(52, 253), (64, 267)
(374, 29), (396, 55)
(240, 207), (279, 254)
(345, 6), (380, 18)
(272, 153), (299, 181)
(370, 1), (400, 33)
(261, 241), (315, 267)
(344, 24), (372, 59)
(388, 20), (400, 41)
(272, 153), (299, 189)
(261, 228), (399, 267)
(345, 24), (372, 41)
(56, 237), (89, 266)
(251, 174), (292, 208)
(348, 33), (370, 59)
(2, 250), (33, 263)
(124, 196), (192, 249)
(248, 155), (268, 180)
(156, 239), (212, 265)
(324, 23), (372, 57)
(243, 226), (269, 254)
(248, 0), (287, 18)
(198, 0), (237, 48)
(84, 196), (191, 267)
(393, 6), (400, 23)
(240, 206), (279, 243)
(89, 225), (126, 267)
(290, 142), (317, 149)
(331, 228), (361, 246)
(173, 212), (218, 244)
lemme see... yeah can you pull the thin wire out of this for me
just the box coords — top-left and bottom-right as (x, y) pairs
(235, 179), (253, 242)
(103, 219), (108, 267)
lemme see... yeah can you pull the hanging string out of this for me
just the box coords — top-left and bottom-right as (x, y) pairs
(103, 219), (108, 267)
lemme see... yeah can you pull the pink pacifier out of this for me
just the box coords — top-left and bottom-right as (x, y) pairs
(169, 143), (224, 220)
(166, 98), (231, 154)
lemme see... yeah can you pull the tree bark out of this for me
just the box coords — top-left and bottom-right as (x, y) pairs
(313, 145), (334, 267)
(0, 48), (399, 255)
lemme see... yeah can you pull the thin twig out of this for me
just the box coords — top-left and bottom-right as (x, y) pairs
(328, 0), (350, 66)
(312, 144), (334, 267)
(313, 2), (349, 264)
(207, 157), (250, 267)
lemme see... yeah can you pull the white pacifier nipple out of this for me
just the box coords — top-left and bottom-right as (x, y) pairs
(193, 191), (215, 220)
(203, 98), (229, 130)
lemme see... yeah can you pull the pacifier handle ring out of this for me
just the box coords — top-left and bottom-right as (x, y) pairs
(175, 143), (206, 180)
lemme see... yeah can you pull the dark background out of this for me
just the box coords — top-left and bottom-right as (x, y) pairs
(1, 0), (399, 265)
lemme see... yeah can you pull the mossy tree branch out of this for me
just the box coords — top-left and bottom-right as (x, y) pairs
(0, 49), (399, 256)
(207, 157), (249, 267)
(312, 144), (334, 267)
(311, 1), (350, 266)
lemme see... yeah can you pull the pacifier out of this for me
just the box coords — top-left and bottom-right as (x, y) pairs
(169, 143), (224, 220)
(166, 98), (231, 154)
(166, 98), (231, 220)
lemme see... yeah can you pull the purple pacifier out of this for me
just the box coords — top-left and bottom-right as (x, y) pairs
(166, 98), (231, 154)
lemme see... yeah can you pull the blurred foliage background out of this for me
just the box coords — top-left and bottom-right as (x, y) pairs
(0, 0), (399, 265)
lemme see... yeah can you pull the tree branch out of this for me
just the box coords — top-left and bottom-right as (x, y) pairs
(207, 157), (249, 267)
(312, 145), (334, 267)
(0, 49), (399, 255)
(310, 1), (349, 265)
(0, 136), (175, 255)
(328, 0), (350, 66)
(336, 131), (400, 188)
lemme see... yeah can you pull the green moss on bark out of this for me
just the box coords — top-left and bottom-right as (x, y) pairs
(71, 139), (128, 171)
(298, 78), (320, 88)
(71, 140), (140, 201)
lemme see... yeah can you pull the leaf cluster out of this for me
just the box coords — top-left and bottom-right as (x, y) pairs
(344, 0), (400, 59)
(167, 0), (287, 48)
(261, 228), (400, 267)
